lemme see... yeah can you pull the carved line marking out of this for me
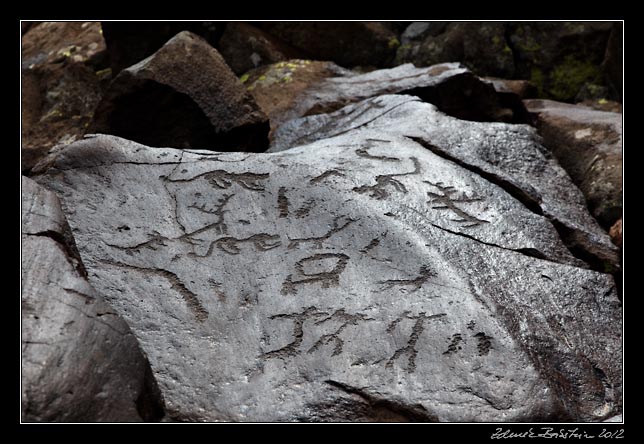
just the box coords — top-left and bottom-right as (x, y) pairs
(309, 169), (346, 184)
(100, 259), (209, 322)
(356, 139), (400, 162)
(281, 253), (350, 295)
(294, 199), (316, 218)
(278, 187), (289, 218)
(424, 181), (489, 228)
(166, 169), (269, 192)
(386, 312), (447, 373)
(359, 237), (380, 253)
(187, 193), (234, 235)
(288, 216), (357, 250)
(189, 233), (281, 257)
(307, 309), (375, 356)
(474, 332), (492, 356)
(353, 157), (421, 200)
(262, 307), (326, 360)
(443, 333), (464, 355)
(378, 265), (436, 293)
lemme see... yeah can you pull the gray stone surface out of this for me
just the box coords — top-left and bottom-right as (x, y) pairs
(90, 31), (269, 152)
(35, 134), (621, 422)
(21, 176), (164, 422)
(271, 95), (620, 273)
(525, 99), (622, 229)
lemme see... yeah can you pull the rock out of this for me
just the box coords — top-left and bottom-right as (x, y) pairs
(35, 133), (621, 422)
(21, 21), (40, 36)
(271, 95), (620, 274)
(101, 21), (223, 75)
(396, 22), (514, 79)
(601, 22), (623, 102)
(484, 78), (537, 99)
(255, 22), (399, 68)
(21, 176), (164, 422)
(524, 99), (622, 229)
(90, 31), (269, 152)
(247, 61), (518, 137)
(578, 99), (622, 113)
(218, 22), (304, 76)
(507, 22), (613, 102)
(609, 219), (622, 250)
(21, 22), (107, 173)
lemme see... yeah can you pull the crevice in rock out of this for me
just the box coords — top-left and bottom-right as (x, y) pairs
(406, 136), (618, 273)
(25, 230), (88, 278)
(136, 359), (166, 422)
(324, 380), (438, 422)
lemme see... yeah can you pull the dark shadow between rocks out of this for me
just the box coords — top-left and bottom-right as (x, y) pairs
(92, 80), (269, 152)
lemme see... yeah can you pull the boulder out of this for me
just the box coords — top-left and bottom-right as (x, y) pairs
(271, 95), (620, 274)
(21, 176), (164, 422)
(255, 22), (399, 68)
(90, 31), (269, 152)
(524, 99), (622, 229)
(101, 21), (224, 75)
(609, 219), (622, 250)
(218, 22), (304, 76)
(34, 133), (621, 422)
(21, 22), (107, 173)
(247, 61), (519, 138)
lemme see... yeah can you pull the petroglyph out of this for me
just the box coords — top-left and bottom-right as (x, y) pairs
(356, 139), (400, 162)
(203, 170), (269, 191)
(309, 169), (346, 184)
(386, 312), (447, 373)
(281, 253), (350, 295)
(424, 181), (489, 228)
(186, 193), (234, 235)
(189, 233), (281, 257)
(288, 216), (357, 250)
(262, 307), (327, 360)
(294, 199), (316, 218)
(353, 157), (421, 200)
(378, 265), (436, 293)
(307, 309), (375, 356)
(278, 187), (289, 218)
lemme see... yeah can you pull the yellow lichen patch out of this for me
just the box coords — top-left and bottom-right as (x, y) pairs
(388, 37), (400, 50)
(239, 73), (250, 84)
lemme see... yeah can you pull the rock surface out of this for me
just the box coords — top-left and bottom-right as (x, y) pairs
(34, 134), (621, 422)
(21, 176), (164, 422)
(255, 22), (399, 68)
(609, 219), (622, 250)
(21, 22), (107, 173)
(218, 22), (304, 76)
(90, 31), (269, 152)
(271, 95), (620, 274)
(525, 99), (622, 229)
(247, 61), (518, 137)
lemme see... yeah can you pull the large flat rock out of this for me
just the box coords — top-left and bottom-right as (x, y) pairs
(34, 134), (621, 422)
(21, 177), (163, 422)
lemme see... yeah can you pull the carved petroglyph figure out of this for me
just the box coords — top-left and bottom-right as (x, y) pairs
(424, 181), (489, 228)
(281, 253), (350, 295)
(353, 157), (421, 199)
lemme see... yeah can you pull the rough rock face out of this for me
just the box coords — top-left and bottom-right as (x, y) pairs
(271, 95), (620, 274)
(525, 99), (622, 229)
(255, 22), (399, 68)
(21, 176), (164, 422)
(35, 133), (621, 422)
(101, 21), (224, 75)
(218, 22), (304, 76)
(396, 22), (514, 79)
(247, 61), (519, 137)
(90, 31), (269, 152)
(21, 22), (107, 173)
(609, 219), (622, 250)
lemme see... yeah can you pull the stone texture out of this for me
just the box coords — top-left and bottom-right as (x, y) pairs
(218, 22), (304, 76)
(609, 219), (622, 250)
(21, 22), (107, 173)
(21, 176), (164, 422)
(395, 22), (514, 79)
(246, 61), (518, 138)
(255, 22), (399, 68)
(525, 99), (622, 229)
(101, 21), (223, 75)
(271, 95), (620, 274)
(35, 133), (621, 422)
(90, 31), (269, 152)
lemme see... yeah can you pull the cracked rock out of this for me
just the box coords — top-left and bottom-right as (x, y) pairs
(90, 31), (269, 152)
(21, 176), (164, 422)
(271, 94), (620, 274)
(525, 99), (622, 230)
(34, 134), (621, 422)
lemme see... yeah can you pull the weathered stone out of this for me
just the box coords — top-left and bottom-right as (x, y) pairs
(35, 133), (621, 422)
(525, 99), (622, 229)
(255, 22), (399, 68)
(578, 99), (622, 113)
(21, 22), (107, 173)
(396, 22), (514, 79)
(609, 219), (622, 250)
(21, 176), (164, 422)
(247, 61), (517, 137)
(507, 22), (613, 102)
(271, 95), (620, 273)
(90, 31), (269, 152)
(101, 21), (223, 75)
(484, 78), (537, 99)
(218, 22), (304, 76)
